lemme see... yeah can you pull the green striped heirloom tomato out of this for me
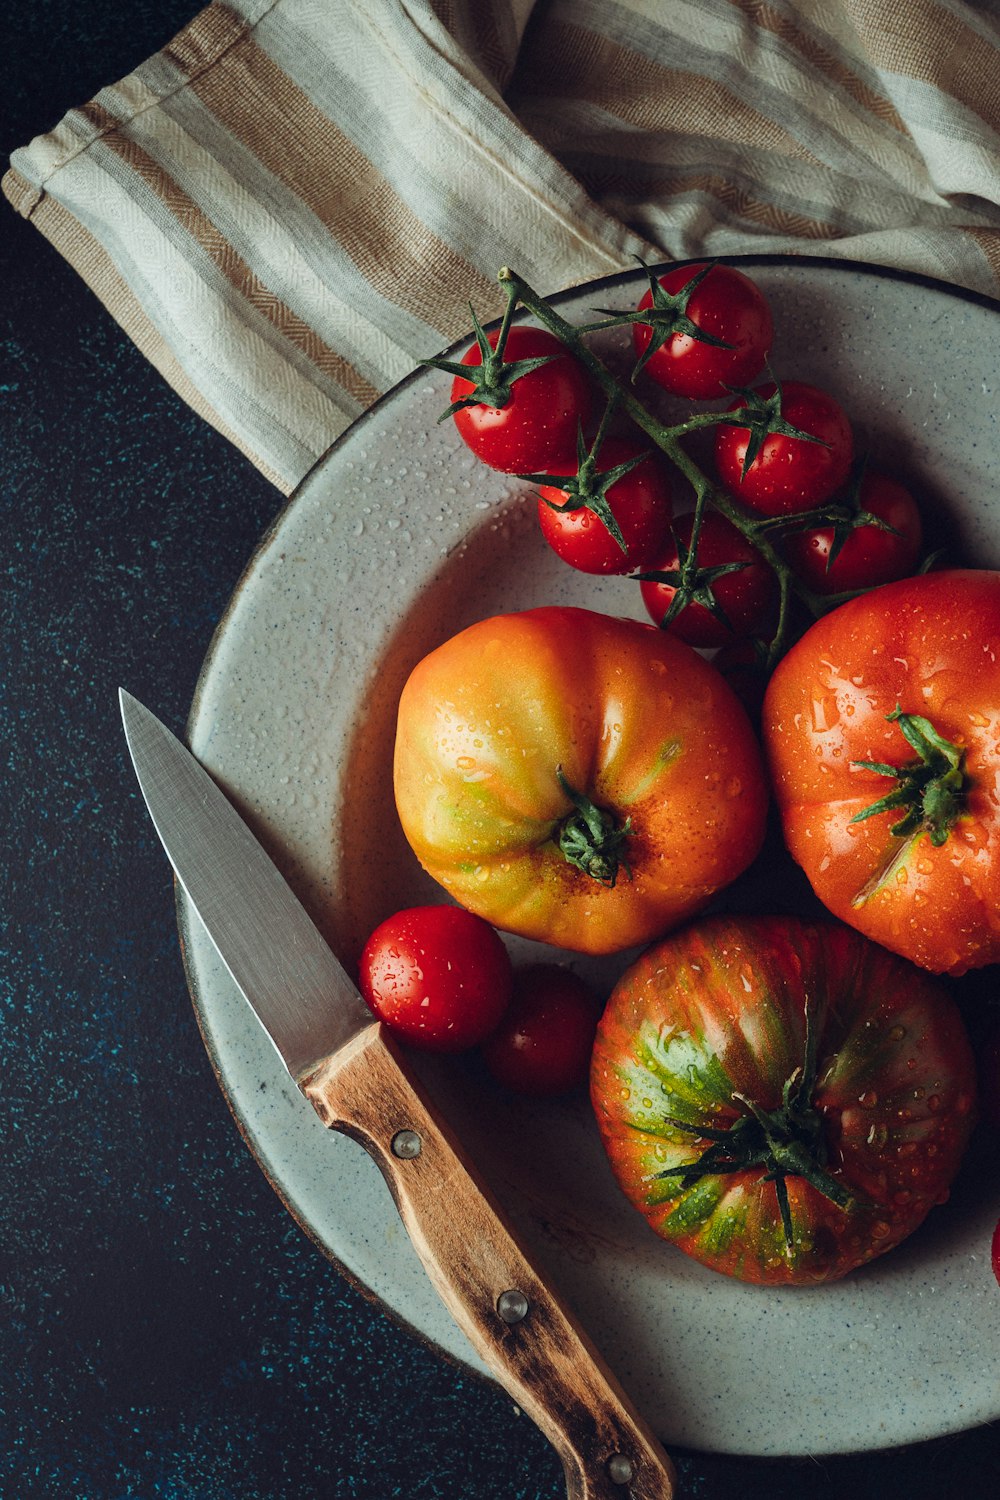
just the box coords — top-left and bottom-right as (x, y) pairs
(763, 570), (1000, 976)
(393, 607), (768, 955)
(591, 915), (976, 1285)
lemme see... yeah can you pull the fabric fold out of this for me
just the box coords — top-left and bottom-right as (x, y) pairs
(7, 0), (1000, 493)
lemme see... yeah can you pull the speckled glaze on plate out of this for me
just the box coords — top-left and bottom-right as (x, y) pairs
(182, 258), (1000, 1458)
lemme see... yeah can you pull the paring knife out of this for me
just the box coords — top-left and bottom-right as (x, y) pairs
(119, 690), (676, 1500)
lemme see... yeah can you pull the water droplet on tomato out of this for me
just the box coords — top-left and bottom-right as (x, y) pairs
(859, 1090), (878, 1108)
(811, 694), (840, 732)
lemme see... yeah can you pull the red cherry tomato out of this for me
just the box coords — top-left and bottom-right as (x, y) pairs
(358, 905), (512, 1052)
(480, 964), (602, 1097)
(633, 262), (773, 399)
(638, 510), (778, 647)
(536, 438), (673, 575)
(450, 326), (592, 474)
(782, 471), (923, 594)
(715, 380), (854, 516)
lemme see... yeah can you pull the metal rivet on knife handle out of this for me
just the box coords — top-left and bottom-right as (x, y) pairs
(607, 1454), (635, 1486)
(391, 1129), (422, 1159)
(496, 1289), (530, 1325)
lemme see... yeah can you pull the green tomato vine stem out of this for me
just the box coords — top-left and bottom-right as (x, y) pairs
(497, 266), (859, 668)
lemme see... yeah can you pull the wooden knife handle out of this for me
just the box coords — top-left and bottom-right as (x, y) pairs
(302, 1023), (676, 1500)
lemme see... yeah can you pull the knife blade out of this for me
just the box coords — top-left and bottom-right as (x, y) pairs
(120, 688), (676, 1500)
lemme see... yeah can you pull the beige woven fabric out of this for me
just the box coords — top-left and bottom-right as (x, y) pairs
(7, 0), (1000, 492)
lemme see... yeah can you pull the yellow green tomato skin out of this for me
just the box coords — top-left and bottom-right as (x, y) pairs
(591, 915), (977, 1284)
(392, 607), (768, 954)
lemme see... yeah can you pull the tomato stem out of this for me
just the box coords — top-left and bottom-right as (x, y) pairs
(657, 998), (856, 1255)
(588, 259), (736, 382)
(555, 767), (633, 887)
(423, 281), (558, 417)
(520, 394), (648, 556)
(851, 706), (968, 846)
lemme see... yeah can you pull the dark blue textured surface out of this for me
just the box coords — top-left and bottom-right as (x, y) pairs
(3, 7), (1000, 1498)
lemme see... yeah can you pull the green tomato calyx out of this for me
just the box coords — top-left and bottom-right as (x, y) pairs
(592, 259), (735, 383)
(555, 767), (633, 887)
(850, 706), (967, 847)
(524, 394), (647, 556)
(634, 519), (750, 634)
(721, 372), (830, 479)
(658, 1001), (855, 1254)
(423, 299), (556, 419)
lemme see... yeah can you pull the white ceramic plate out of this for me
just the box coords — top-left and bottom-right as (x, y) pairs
(182, 258), (1000, 1458)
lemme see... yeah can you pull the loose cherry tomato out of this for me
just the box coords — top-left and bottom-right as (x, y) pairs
(715, 380), (854, 516)
(782, 471), (923, 595)
(358, 905), (512, 1052)
(633, 261), (773, 398)
(638, 510), (778, 647)
(447, 326), (592, 473)
(480, 964), (603, 1097)
(536, 437), (673, 575)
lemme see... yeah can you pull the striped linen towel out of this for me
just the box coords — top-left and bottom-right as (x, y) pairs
(6, 0), (1000, 494)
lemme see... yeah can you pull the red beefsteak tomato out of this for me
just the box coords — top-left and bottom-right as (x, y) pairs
(763, 570), (1000, 975)
(393, 607), (768, 954)
(591, 915), (976, 1285)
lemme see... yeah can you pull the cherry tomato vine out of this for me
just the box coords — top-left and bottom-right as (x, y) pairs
(451, 263), (933, 672)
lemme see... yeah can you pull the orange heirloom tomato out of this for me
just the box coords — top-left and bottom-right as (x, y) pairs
(763, 570), (1000, 976)
(393, 607), (767, 954)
